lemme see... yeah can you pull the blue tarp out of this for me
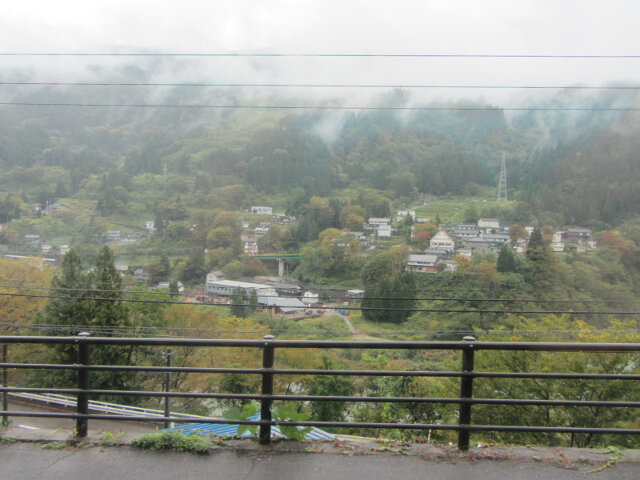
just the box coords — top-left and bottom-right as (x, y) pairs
(165, 413), (337, 441)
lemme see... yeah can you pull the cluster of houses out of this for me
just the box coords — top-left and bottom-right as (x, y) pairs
(21, 234), (71, 256)
(242, 206), (296, 255)
(406, 216), (597, 274)
(238, 206), (599, 276)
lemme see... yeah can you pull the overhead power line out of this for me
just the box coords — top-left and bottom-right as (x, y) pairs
(1, 102), (638, 112)
(1, 283), (640, 305)
(1, 291), (640, 315)
(2, 82), (640, 90)
(2, 322), (639, 340)
(1, 52), (640, 59)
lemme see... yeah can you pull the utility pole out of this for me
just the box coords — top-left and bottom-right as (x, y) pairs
(163, 350), (173, 429)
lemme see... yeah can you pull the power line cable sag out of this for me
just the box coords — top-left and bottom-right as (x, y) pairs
(1, 102), (638, 111)
(2, 81), (640, 90)
(2, 291), (640, 315)
(2, 322), (639, 339)
(2, 283), (640, 304)
(2, 52), (640, 58)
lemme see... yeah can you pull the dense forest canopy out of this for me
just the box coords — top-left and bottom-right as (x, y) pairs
(1, 62), (639, 232)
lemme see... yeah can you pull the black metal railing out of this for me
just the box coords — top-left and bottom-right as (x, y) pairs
(2, 334), (640, 450)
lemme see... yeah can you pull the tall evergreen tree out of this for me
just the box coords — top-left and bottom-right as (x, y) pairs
(87, 247), (138, 398)
(40, 249), (92, 386)
(525, 228), (556, 295)
(497, 246), (518, 273)
(230, 288), (247, 318)
(41, 247), (140, 401)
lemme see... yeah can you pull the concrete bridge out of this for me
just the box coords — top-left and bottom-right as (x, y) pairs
(254, 254), (303, 276)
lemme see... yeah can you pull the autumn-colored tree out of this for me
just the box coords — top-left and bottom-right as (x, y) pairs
(339, 205), (366, 230)
(600, 230), (633, 253)
(508, 224), (527, 247)
(454, 254), (472, 275)
(414, 222), (438, 237)
(0, 257), (52, 330)
(319, 227), (342, 246)
(410, 230), (432, 250)
(477, 261), (497, 287)
(473, 316), (640, 447)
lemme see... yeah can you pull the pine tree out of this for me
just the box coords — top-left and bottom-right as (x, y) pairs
(497, 246), (517, 273)
(40, 249), (92, 386)
(525, 228), (556, 295)
(88, 247), (137, 398)
(41, 247), (140, 400)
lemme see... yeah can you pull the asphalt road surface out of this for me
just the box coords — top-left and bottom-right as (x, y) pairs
(2, 442), (640, 480)
(6, 400), (160, 434)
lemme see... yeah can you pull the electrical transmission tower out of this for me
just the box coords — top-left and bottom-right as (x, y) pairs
(497, 151), (508, 202)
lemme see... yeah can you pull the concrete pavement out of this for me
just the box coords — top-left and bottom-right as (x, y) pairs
(2, 426), (640, 480)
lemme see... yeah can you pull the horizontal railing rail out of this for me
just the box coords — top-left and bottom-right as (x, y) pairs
(2, 334), (640, 449)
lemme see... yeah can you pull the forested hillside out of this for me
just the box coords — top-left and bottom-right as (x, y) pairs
(2, 48), (640, 450)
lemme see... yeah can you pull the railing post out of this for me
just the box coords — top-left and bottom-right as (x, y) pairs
(163, 350), (172, 429)
(259, 335), (275, 445)
(2, 344), (8, 426)
(458, 336), (476, 451)
(76, 332), (90, 437)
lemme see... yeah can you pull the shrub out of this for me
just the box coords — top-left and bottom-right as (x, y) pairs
(131, 431), (210, 453)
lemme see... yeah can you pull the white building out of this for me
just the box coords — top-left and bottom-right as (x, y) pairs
(302, 291), (320, 306)
(364, 217), (392, 233)
(251, 206), (273, 215)
(376, 224), (392, 239)
(244, 240), (258, 255)
(206, 279), (277, 298)
(478, 218), (501, 230)
(396, 210), (416, 221)
(429, 231), (455, 251)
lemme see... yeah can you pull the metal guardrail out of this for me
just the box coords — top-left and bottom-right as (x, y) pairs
(2, 334), (640, 449)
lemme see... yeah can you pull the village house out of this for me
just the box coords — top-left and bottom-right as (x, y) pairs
(462, 237), (496, 254)
(346, 289), (365, 300)
(258, 295), (307, 316)
(481, 233), (510, 245)
(244, 239), (258, 255)
(551, 231), (565, 252)
(251, 206), (272, 215)
(406, 254), (439, 273)
(24, 234), (40, 244)
(396, 210), (416, 221)
(302, 291), (320, 305)
(364, 217), (392, 232)
(275, 282), (302, 297)
(429, 230), (455, 251)
(451, 224), (480, 239)
(376, 224), (393, 239)
(253, 226), (269, 237)
(477, 218), (501, 231)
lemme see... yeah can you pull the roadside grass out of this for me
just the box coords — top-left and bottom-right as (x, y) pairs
(131, 431), (211, 454)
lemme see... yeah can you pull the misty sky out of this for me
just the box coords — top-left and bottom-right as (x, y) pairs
(1, 1), (640, 106)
